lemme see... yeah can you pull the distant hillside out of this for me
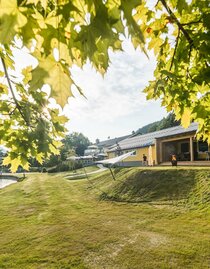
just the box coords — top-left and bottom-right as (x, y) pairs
(136, 113), (180, 135)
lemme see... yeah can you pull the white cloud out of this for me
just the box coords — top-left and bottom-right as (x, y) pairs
(65, 40), (167, 141)
(5, 39), (167, 142)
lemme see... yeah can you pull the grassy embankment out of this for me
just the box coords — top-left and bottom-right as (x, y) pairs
(0, 167), (209, 269)
(64, 165), (100, 176)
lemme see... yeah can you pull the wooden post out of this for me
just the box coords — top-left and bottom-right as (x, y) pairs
(155, 139), (158, 165)
(109, 167), (116, 180)
(190, 137), (194, 162)
(160, 141), (163, 163)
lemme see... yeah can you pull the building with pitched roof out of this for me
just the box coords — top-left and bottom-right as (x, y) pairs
(82, 134), (131, 164)
(93, 135), (131, 158)
(107, 123), (210, 166)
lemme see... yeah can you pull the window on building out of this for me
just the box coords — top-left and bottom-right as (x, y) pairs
(131, 151), (136, 155)
(181, 142), (189, 152)
(198, 141), (208, 152)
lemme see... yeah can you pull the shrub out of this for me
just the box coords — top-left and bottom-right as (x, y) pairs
(47, 162), (83, 173)
(48, 163), (70, 173)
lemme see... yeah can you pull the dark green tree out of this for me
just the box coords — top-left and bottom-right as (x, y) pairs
(63, 132), (90, 156)
(157, 113), (180, 131)
(137, 112), (181, 134)
(43, 132), (90, 168)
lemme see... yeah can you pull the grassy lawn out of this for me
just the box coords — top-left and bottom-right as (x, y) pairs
(63, 165), (100, 176)
(0, 168), (209, 269)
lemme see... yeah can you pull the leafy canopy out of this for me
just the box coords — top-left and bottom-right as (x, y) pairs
(0, 0), (210, 171)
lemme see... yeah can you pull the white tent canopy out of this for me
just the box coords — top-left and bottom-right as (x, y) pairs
(67, 155), (95, 160)
(96, 151), (135, 166)
(67, 156), (80, 161)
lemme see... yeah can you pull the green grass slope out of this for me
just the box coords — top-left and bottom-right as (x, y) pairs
(89, 168), (210, 208)
(0, 168), (209, 269)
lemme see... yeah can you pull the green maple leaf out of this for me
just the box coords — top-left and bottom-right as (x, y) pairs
(21, 15), (38, 46)
(2, 156), (11, 166)
(49, 144), (60, 155)
(29, 55), (50, 92)
(3, 155), (22, 173)
(0, 0), (27, 44)
(48, 62), (73, 108)
(36, 152), (44, 164)
(40, 0), (48, 10)
(39, 26), (59, 55)
(120, 0), (144, 45)
(0, 14), (17, 44)
(0, 0), (17, 16)
(29, 54), (72, 108)
(0, 83), (8, 94)
(57, 2), (79, 20)
(22, 66), (32, 85)
(181, 108), (191, 128)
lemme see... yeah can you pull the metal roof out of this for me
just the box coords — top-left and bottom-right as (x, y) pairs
(108, 123), (198, 152)
(95, 134), (131, 148)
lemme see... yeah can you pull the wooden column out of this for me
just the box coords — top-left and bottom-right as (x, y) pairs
(160, 141), (163, 163)
(155, 139), (158, 164)
(190, 137), (194, 162)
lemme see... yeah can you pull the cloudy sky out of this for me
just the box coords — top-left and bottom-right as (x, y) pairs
(65, 40), (167, 142)
(11, 39), (167, 143)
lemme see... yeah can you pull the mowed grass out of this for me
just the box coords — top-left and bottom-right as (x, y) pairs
(64, 165), (100, 176)
(0, 168), (209, 269)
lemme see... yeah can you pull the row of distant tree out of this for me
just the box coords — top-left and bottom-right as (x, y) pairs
(30, 132), (91, 169)
(0, 132), (91, 172)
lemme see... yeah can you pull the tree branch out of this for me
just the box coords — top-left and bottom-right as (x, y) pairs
(169, 28), (180, 71)
(0, 107), (17, 116)
(1, 57), (30, 126)
(160, 0), (194, 46)
(181, 19), (202, 26)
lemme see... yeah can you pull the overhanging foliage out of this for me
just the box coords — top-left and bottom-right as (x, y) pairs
(0, 0), (209, 171)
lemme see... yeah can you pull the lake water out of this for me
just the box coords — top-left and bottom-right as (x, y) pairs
(0, 178), (17, 189)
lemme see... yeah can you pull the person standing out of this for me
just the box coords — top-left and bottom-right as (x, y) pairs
(143, 154), (147, 166)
